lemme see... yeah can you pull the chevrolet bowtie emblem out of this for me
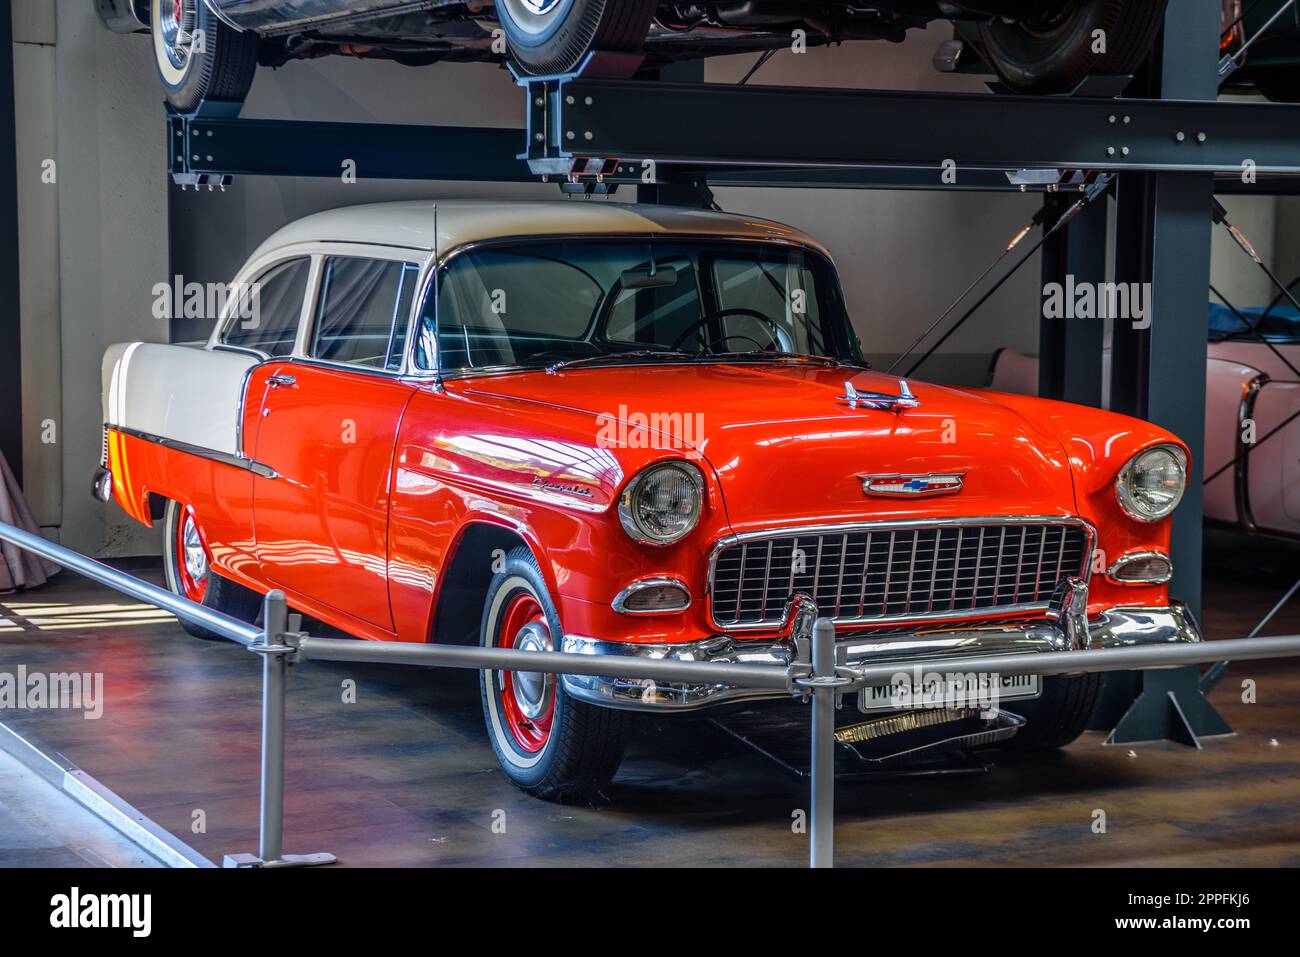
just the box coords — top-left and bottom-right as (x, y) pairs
(859, 473), (965, 497)
(840, 379), (921, 412)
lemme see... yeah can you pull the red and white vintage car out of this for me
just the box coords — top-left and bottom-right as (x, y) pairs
(99, 201), (1200, 801)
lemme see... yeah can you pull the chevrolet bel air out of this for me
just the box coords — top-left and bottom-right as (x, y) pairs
(98, 200), (1200, 802)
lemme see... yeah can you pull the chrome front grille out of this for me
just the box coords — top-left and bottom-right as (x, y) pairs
(709, 520), (1092, 628)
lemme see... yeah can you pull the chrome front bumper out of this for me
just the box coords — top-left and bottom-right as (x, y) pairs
(560, 581), (1202, 712)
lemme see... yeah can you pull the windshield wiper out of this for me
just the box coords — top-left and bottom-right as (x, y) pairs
(545, 350), (696, 373)
(702, 351), (852, 367)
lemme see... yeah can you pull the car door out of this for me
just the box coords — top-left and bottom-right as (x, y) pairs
(251, 252), (423, 632)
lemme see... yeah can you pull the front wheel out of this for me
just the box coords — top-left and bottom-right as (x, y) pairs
(152, 0), (258, 113)
(496, 0), (658, 77)
(1000, 673), (1104, 750)
(978, 0), (1169, 95)
(479, 546), (626, 802)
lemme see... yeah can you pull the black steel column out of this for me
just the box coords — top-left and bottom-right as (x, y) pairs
(0, 0), (22, 481)
(1098, 0), (1227, 744)
(1039, 194), (1107, 406)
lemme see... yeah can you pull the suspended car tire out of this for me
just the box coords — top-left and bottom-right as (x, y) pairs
(479, 546), (627, 802)
(979, 0), (1169, 95)
(495, 0), (659, 77)
(152, 0), (259, 114)
(162, 500), (262, 641)
(999, 673), (1105, 750)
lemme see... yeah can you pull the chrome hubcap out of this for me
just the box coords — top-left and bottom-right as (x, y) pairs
(182, 515), (208, 585)
(511, 620), (554, 719)
(161, 0), (198, 70)
(500, 0), (568, 35)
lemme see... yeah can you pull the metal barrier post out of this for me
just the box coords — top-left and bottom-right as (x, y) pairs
(810, 616), (836, 869)
(223, 591), (336, 869)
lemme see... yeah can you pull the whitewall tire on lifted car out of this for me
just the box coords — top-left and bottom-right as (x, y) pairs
(479, 546), (626, 802)
(152, 0), (258, 114)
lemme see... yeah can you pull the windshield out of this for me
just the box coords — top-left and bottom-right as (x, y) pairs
(412, 239), (861, 374)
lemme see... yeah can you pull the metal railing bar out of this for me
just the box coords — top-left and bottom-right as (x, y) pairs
(845, 633), (1300, 687)
(295, 635), (792, 689)
(0, 520), (261, 648)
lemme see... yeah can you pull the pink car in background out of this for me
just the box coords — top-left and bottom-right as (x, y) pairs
(988, 303), (1300, 540)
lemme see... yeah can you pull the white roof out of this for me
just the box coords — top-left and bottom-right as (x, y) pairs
(248, 199), (831, 261)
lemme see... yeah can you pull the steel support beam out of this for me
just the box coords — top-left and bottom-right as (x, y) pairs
(0, 1), (22, 480)
(524, 77), (1300, 179)
(168, 115), (533, 185)
(1038, 193), (1108, 406)
(1096, 0), (1222, 744)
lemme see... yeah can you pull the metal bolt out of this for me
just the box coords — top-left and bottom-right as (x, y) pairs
(534, 97), (543, 106)
(1106, 147), (1116, 156)
(584, 131), (593, 141)
(566, 131), (575, 141)
(206, 155), (213, 161)
(565, 95), (575, 105)
(1109, 114), (1117, 123)
(1175, 131), (1186, 142)
(1123, 115), (1131, 124)
(534, 132), (544, 142)
(1197, 132), (1208, 143)
(1121, 146), (1130, 156)
(585, 96), (593, 105)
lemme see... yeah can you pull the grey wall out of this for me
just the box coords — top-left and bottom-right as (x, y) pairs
(13, 0), (167, 556)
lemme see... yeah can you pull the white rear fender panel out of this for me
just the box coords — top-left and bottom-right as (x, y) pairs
(102, 342), (259, 457)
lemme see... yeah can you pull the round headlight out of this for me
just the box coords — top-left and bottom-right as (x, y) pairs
(618, 462), (703, 545)
(1116, 444), (1187, 522)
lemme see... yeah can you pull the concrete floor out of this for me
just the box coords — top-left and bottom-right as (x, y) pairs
(0, 748), (162, 867)
(0, 528), (1297, 867)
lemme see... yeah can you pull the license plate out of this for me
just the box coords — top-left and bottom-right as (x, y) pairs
(858, 671), (1041, 713)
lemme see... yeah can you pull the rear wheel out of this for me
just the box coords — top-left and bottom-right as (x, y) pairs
(1001, 673), (1105, 750)
(979, 0), (1169, 95)
(162, 500), (261, 640)
(479, 546), (626, 802)
(152, 0), (258, 113)
(496, 0), (658, 76)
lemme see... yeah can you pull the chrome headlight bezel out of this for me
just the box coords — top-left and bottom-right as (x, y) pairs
(618, 462), (704, 546)
(1115, 443), (1188, 523)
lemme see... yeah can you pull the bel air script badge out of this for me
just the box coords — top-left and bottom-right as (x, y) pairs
(859, 472), (965, 498)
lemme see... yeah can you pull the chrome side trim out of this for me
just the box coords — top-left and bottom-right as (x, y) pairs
(611, 577), (692, 615)
(705, 515), (1097, 632)
(108, 425), (277, 479)
(1104, 549), (1173, 585)
(1236, 373), (1268, 533)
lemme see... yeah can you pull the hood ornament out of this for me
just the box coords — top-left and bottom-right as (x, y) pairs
(859, 472), (965, 498)
(840, 378), (920, 412)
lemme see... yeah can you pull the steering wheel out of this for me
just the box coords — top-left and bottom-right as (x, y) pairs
(670, 308), (788, 354)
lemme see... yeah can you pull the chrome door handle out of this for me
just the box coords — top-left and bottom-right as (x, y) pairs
(268, 373), (297, 388)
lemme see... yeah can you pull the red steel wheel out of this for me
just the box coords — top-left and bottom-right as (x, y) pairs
(493, 592), (556, 754)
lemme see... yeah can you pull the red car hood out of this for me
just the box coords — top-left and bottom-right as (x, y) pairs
(461, 364), (1079, 531)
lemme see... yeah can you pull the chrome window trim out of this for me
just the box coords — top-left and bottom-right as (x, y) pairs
(107, 424), (277, 479)
(406, 232), (854, 380)
(1104, 549), (1173, 585)
(214, 253), (316, 358)
(705, 515), (1097, 632)
(304, 253), (423, 372)
(611, 577), (693, 615)
(1235, 373), (1268, 533)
